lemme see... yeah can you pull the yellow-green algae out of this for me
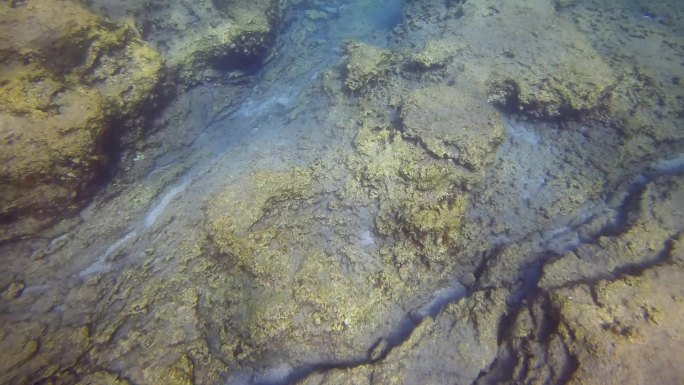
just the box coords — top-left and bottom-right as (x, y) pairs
(205, 167), (385, 360)
(344, 41), (393, 92)
(300, 288), (508, 385)
(2, 0), (683, 384)
(78, 0), (284, 85)
(401, 84), (504, 171)
(446, 0), (617, 119)
(198, 38), (506, 364)
(0, 0), (163, 237)
(409, 39), (465, 70)
(495, 172), (684, 385)
(165, 0), (283, 84)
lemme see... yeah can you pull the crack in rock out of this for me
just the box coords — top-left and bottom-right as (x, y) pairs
(230, 282), (467, 385)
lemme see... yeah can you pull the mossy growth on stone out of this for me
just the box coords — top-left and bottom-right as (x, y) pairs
(205, 167), (386, 360)
(171, 0), (282, 84)
(0, 0), (163, 238)
(344, 41), (393, 92)
(401, 84), (504, 172)
(409, 39), (465, 70)
(485, 32), (616, 120)
(346, 111), (474, 269)
(206, 168), (314, 274)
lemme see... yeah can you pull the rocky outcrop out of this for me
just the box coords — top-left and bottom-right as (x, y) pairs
(1, 0), (682, 383)
(344, 41), (393, 92)
(199, 35), (505, 367)
(401, 84), (504, 171)
(0, 0), (163, 239)
(165, 0), (283, 84)
(475, 174), (684, 384)
(82, 0), (284, 85)
(468, 0), (616, 119)
(409, 39), (463, 70)
(204, 167), (388, 362)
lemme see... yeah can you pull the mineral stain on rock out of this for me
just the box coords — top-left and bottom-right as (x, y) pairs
(0, 0), (683, 384)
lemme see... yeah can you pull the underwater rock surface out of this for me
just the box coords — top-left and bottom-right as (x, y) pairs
(0, 0), (683, 384)
(0, 0), (163, 239)
(81, 0), (284, 85)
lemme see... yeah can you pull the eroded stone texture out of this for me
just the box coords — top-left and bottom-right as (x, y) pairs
(1, 0), (682, 384)
(0, 0), (163, 239)
(453, 0), (617, 119)
(205, 167), (388, 362)
(478, 175), (684, 384)
(551, 261), (684, 384)
(409, 39), (464, 70)
(541, 175), (684, 289)
(201, 34), (506, 367)
(401, 84), (504, 171)
(81, 0), (284, 85)
(493, 256), (684, 385)
(344, 41), (393, 92)
(368, 288), (507, 385)
(169, 0), (283, 84)
(567, 0), (684, 165)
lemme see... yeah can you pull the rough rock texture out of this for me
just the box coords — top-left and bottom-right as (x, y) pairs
(568, 0), (684, 168)
(304, 0), (683, 383)
(0, 0), (682, 384)
(547, 261), (684, 384)
(82, 0), (283, 85)
(455, 0), (616, 119)
(401, 84), (504, 171)
(344, 41), (393, 92)
(167, 0), (283, 84)
(200, 37), (505, 366)
(205, 167), (387, 362)
(478, 175), (684, 384)
(0, 0), (163, 239)
(409, 38), (464, 70)
(306, 288), (508, 385)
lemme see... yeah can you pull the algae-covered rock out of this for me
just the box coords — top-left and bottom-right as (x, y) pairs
(540, 175), (684, 289)
(344, 41), (393, 92)
(448, 0), (616, 119)
(606, 67), (683, 143)
(487, 60), (614, 119)
(308, 288), (508, 385)
(371, 288), (506, 385)
(409, 39), (464, 70)
(485, 175), (684, 384)
(545, 261), (684, 385)
(0, 0), (163, 238)
(0, 321), (91, 385)
(338, 79), (504, 290)
(205, 168), (386, 362)
(401, 84), (504, 171)
(79, 0), (282, 85)
(347, 116), (471, 268)
(137, 0), (282, 85)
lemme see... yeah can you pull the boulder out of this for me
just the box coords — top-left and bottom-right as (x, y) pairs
(0, 0), (163, 238)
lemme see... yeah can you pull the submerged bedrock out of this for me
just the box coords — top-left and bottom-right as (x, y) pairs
(0, 0), (683, 385)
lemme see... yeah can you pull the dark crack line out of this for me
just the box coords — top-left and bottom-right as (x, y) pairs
(473, 155), (684, 384)
(239, 152), (684, 385)
(240, 283), (467, 385)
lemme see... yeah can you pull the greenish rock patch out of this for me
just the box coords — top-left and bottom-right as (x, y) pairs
(0, 0), (163, 239)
